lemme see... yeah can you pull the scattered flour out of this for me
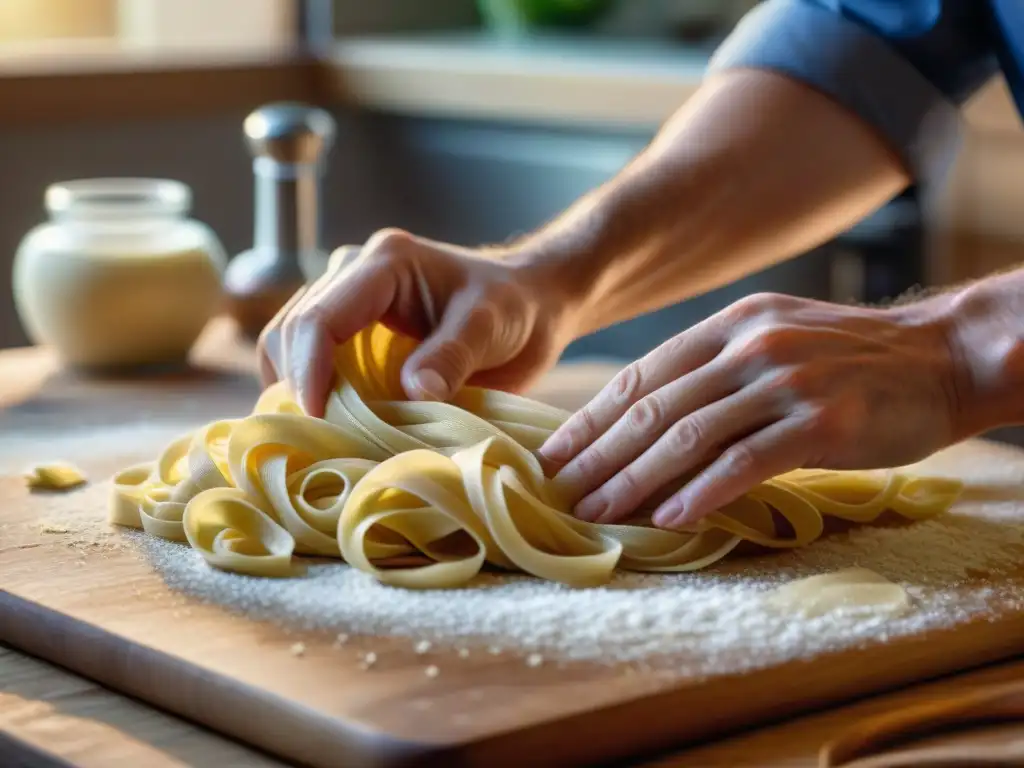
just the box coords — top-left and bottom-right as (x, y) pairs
(130, 505), (1024, 673)
(11, 431), (1024, 674)
(13, 480), (133, 555)
(2, 421), (199, 475)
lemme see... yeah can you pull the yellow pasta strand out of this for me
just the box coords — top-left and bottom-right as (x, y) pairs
(109, 323), (964, 587)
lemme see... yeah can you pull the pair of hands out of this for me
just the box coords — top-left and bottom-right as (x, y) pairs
(258, 230), (966, 530)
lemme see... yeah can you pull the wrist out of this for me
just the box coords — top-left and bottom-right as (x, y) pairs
(937, 273), (1024, 438)
(497, 206), (616, 337)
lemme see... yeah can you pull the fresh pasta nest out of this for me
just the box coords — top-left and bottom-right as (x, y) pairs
(110, 324), (963, 588)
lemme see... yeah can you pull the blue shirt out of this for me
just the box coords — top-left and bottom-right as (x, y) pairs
(709, 0), (1023, 184)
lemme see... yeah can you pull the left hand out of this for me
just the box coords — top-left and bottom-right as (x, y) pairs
(538, 292), (965, 530)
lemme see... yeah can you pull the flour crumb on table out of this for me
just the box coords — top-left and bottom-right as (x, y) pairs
(424, 665), (440, 678)
(415, 640), (432, 655)
(526, 653), (544, 668)
(289, 642), (306, 657)
(24, 480), (134, 554)
(359, 651), (378, 670)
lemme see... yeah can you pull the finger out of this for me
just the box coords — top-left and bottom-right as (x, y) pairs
(538, 319), (726, 465)
(281, 244), (367, 341)
(259, 244), (360, 388)
(281, 318), (336, 417)
(553, 360), (734, 504)
(256, 284), (309, 387)
(258, 331), (281, 387)
(281, 263), (397, 416)
(283, 230), (407, 352)
(325, 244), (364, 276)
(464, 335), (551, 394)
(651, 416), (814, 530)
(573, 385), (779, 524)
(400, 297), (518, 401)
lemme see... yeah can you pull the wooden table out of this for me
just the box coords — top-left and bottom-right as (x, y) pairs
(4, 638), (1022, 767)
(3, 319), (1022, 767)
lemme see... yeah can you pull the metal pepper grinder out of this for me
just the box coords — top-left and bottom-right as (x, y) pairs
(223, 102), (336, 339)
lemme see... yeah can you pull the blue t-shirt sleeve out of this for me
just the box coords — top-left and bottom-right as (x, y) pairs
(707, 0), (1001, 185)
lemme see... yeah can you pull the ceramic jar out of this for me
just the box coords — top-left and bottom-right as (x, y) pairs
(13, 178), (226, 369)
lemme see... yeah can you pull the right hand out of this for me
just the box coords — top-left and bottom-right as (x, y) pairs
(257, 228), (583, 417)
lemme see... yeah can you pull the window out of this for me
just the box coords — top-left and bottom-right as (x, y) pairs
(0, 0), (297, 57)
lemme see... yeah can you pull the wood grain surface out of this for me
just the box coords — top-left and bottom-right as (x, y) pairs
(3, 319), (1024, 768)
(4, 639), (1024, 768)
(0, 643), (288, 768)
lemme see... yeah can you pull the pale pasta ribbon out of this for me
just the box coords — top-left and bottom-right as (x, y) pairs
(110, 323), (964, 587)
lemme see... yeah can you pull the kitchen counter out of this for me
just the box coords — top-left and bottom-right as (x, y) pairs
(323, 33), (710, 129)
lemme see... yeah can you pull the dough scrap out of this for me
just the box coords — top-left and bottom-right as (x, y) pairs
(25, 462), (88, 491)
(768, 568), (911, 618)
(109, 323), (964, 588)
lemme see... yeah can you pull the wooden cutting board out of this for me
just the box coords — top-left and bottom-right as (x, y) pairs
(3, 322), (1024, 768)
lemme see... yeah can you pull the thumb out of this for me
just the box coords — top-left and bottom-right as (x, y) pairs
(401, 303), (502, 401)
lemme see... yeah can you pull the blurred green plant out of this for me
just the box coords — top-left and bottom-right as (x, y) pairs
(476, 0), (617, 32)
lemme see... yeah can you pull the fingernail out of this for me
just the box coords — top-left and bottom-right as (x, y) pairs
(540, 432), (572, 462)
(575, 494), (607, 522)
(409, 370), (449, 401)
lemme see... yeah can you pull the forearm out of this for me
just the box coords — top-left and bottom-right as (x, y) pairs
(516, 69), (911, 336)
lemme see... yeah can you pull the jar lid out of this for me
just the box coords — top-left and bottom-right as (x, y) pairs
(45, 178), (191, 220)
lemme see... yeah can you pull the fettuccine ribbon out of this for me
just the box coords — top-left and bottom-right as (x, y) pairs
(110, 323), (963, 587)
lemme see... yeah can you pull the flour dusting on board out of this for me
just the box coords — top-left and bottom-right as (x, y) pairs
(9, 428), (1024, 671)
(132, 510), (1023, 671)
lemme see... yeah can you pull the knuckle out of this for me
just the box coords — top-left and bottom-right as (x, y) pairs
(428, 336), (476, 376)
(611, 466), (646, 501)
(482, 276), (521, 304)
(573, 444), (609, 479)
(466, 301), (501, 337)
(577, 406), (600, 442)
(664, 419), (706, 457)
(771, 365), (814, 397)
(645, 333), (692, 373)
(552, 407), (601, 459)
(720, 442), (759, 477)
(611, 363), (644, 406)
(364, 227), (415, 260)
(281, 305), (324, 340)
(736, 326), (800, 366)
(326, 244), (362, 274)
(302, 302), (332, 327)
(729, 292), (785, 320)
(625, 395), (665, 434)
